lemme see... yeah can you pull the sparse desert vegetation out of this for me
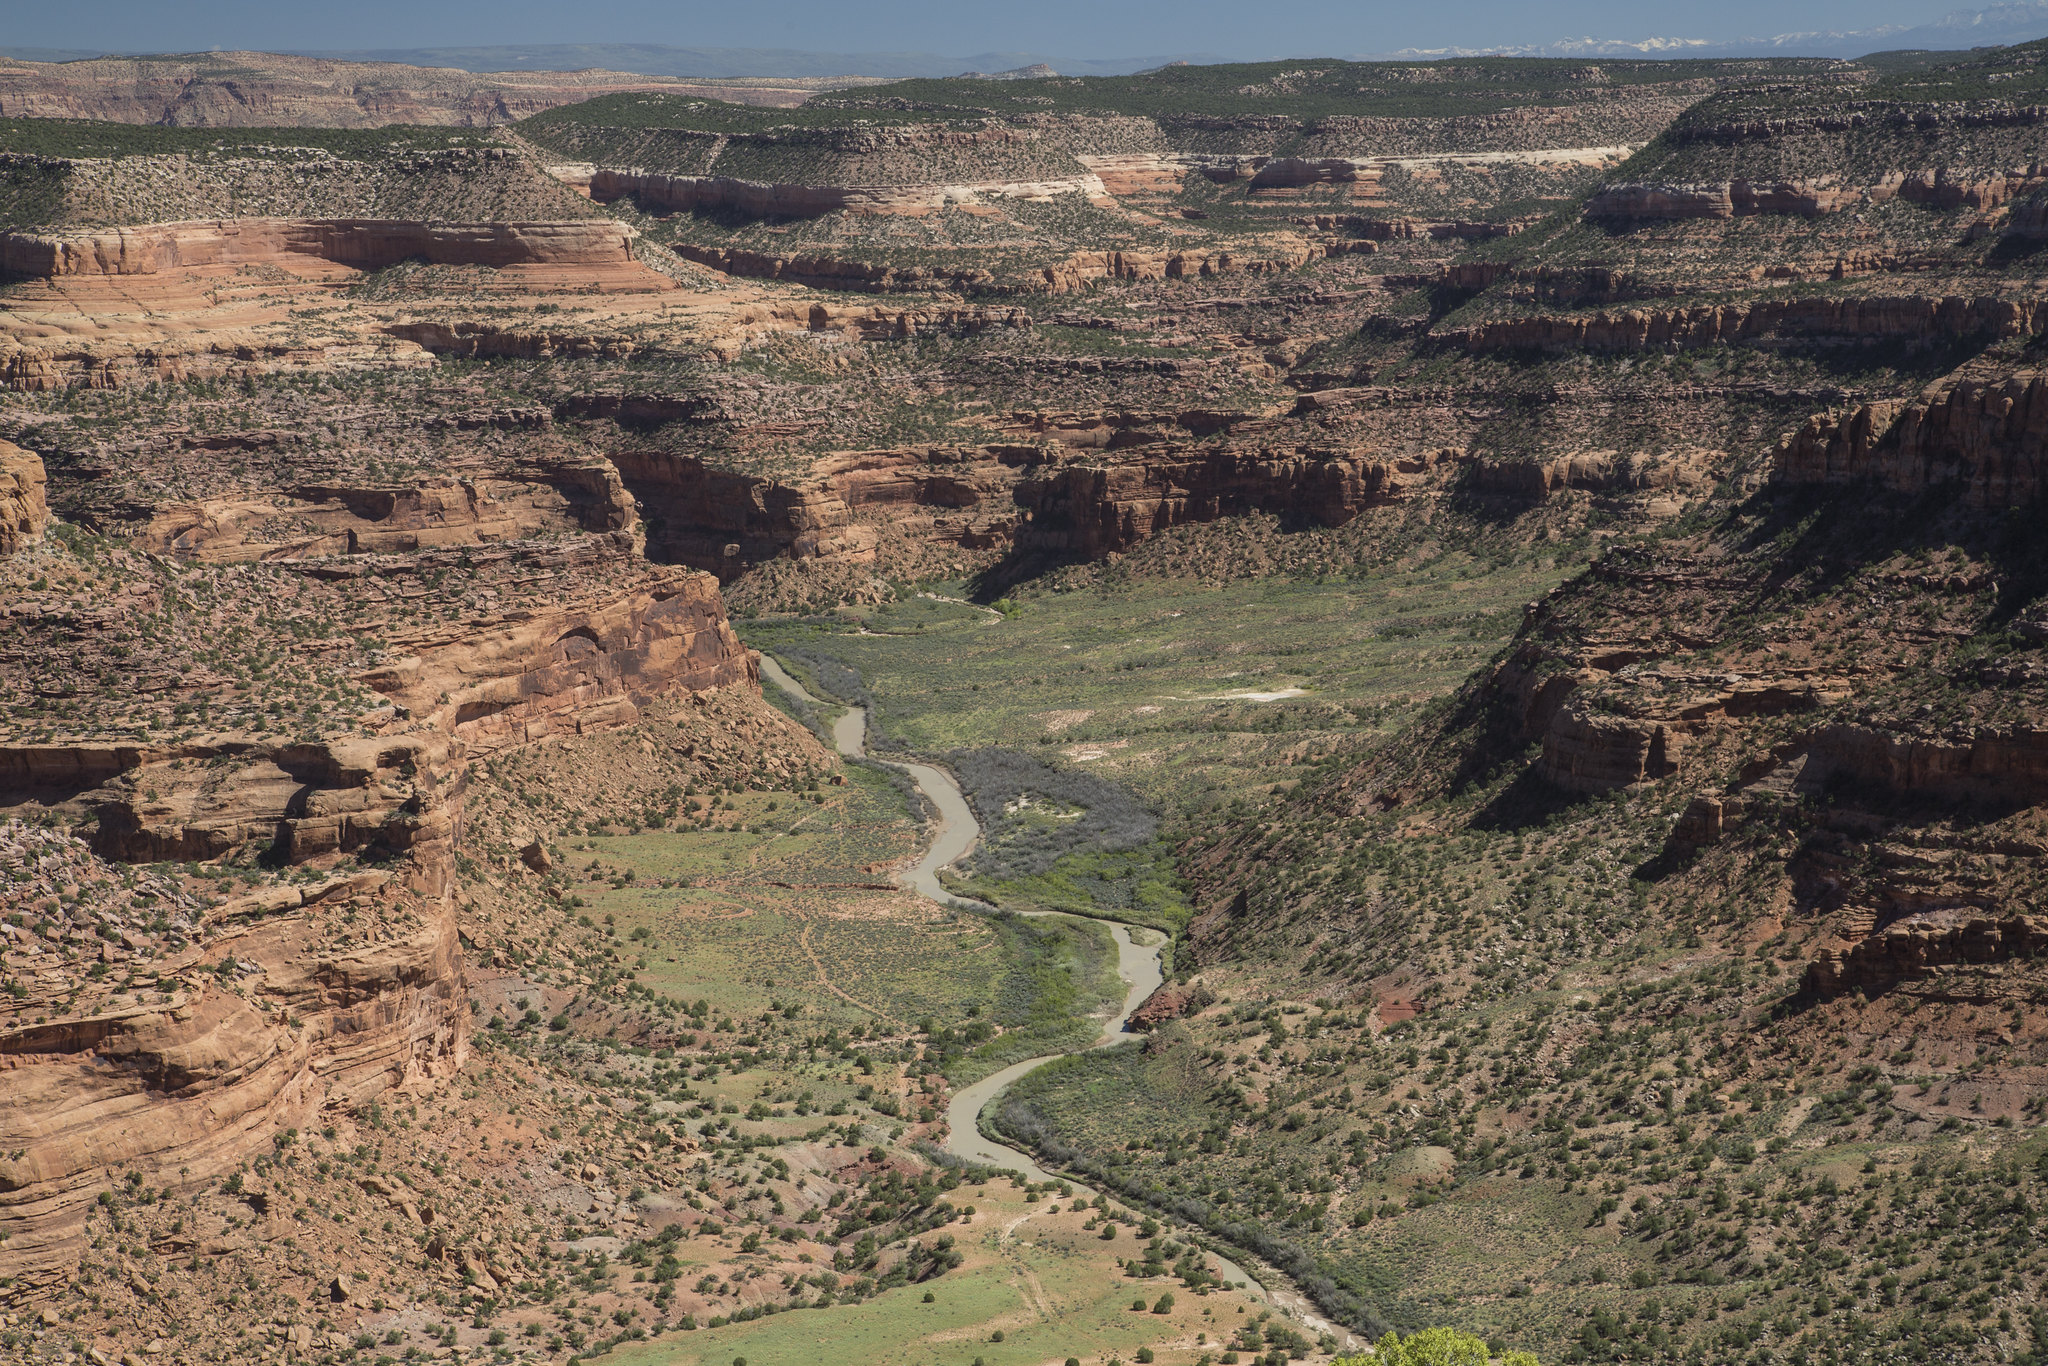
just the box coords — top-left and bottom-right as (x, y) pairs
(10, 32), (2048, 1366)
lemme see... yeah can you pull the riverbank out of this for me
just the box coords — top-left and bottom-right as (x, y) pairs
(759, 652), (1362, 1349)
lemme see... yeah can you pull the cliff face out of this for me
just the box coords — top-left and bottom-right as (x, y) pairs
(1584, 179), (1863, 219)
(1583, 167), (2048, 220)
(1462, 448), (1713, 502)
(614, 446), (1021, 574)
(0, 440), (46, 554)
(361, 551), (757, 753)
(672, 242), (1004, 295)
(139, 462), (639, 563)
(1013, 447), (1412, 558)
(0, 869), (467, 1290)
(1804, 910), (2048, 999)
(1, 218), (635, 278)
(613, 421), (1458, 578)
(76, 732), (457, 868)
(1774, 368), (2048, 506)
(590, 166), (1109, 218)
(0, 529), (757, 1288)
(666, 236), (1376, 295)
(1793, 721), (2048, 807)
(1446, 294), (2048, 353)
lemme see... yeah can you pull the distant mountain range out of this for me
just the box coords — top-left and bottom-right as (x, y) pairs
(1362, 1), (2048, 60)
(290, 46), (1218, 80)
(0, 43), (1219, 79)
(5, 2), (2046, 80)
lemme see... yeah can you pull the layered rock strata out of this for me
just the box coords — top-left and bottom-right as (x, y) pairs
(1446, 294), (2048, 353)
(1, 218), (635, 278)
(0, 870), (468, 1289)
(616, 421), (1443, 576)
(673, 235), (1375, 296)
(0, 441), (46, 554)
(590, 167), (1110, 217)
(0, 535), (756, 1287)
(1774, 368), (2048, 506)
(356, 547), (756, 753)
(1803, 911), (2048, 998)
(138, 462), (639, 562)
(1463, 448), (1714, 503)
(1013, 447), (1414, 558)
(1583, 166), (2048, 219)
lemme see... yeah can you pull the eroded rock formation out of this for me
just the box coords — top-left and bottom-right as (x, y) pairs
(1580, 167), (2046, 221)
(139, 463), (639, 562)
(1014, 447), (1412, 558)
(1, 218), (635, 278)
(0, 870), (467, 1289)
(1803, 910), (2048, 998)
(1446, 294), (2048, 353)
(1774, 368), (2048, 505)
(0, 529), (757, 1285)
(0, 440), (46, 554)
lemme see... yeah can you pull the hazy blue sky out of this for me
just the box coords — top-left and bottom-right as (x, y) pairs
(3, 0), (1958, 61)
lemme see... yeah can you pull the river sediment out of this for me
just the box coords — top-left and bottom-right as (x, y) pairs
(759, 653), (1361, 1343)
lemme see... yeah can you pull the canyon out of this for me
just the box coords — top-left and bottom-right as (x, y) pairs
(6, 38), (2048, 1366)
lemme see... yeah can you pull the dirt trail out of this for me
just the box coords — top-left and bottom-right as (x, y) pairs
(794, 915), (902, 1026)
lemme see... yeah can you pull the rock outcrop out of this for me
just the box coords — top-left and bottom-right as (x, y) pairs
(0, 533), (756, 1286)
(1586, 179), (1861, 219)
(1537, 703), (1689, 792)
(1014, 447), (1412, 558)
(1773, 368), (2048, 506)
(0, 440), (47, 554)
(1465, 449), (1713, 502)
(79, 733), (457, 867)
(1804, 910), (2048, 999)
(140, 463), (639, 562)
(1, 218), (635, 278)
(1446, 294), (2048, 354)
(0, 879), (467, 1287)
(670, 237), (1374, 295)
(1792, 722), (2048, 807)
(1586, 167), (2048, 220)
(673, 243), (1002, 294)
(1034, 237), (1377, 292)
(360, 553), (757, 753)
(613, 421), (1449, 578)
(615, 446), (1024, 574)
(1128, 982), (1213, 1031)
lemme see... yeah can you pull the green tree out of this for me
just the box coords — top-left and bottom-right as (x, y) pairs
(1337, 1327), (1538, 1366)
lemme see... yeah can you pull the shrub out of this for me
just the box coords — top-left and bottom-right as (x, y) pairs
(942, 747), (1159, 881)
(1338, 1328), (1539, 1366)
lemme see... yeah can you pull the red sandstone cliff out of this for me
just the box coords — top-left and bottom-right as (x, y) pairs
(1774, 368), (2048, 506)
(0, 441), (46, 555)
(0, 218), (635, 278)
(1445, 294), (2048, 354)
(0, 535), (757, 1288)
